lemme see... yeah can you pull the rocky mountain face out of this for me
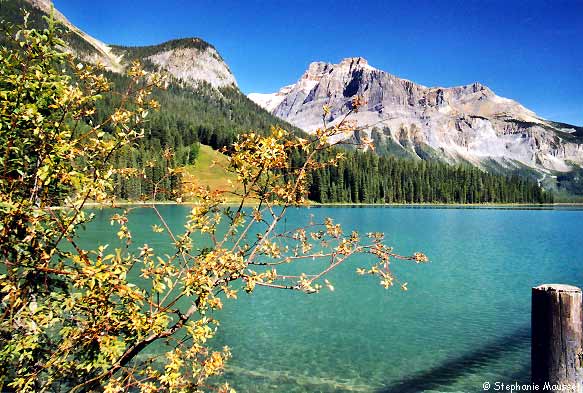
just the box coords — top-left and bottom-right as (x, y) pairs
(250, 57), (583, 174)
(111, 39), (237, 89)
(20, 0), (237, 89)
(146, 47), (235, 88)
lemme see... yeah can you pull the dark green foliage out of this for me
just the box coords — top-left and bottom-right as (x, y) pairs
(110, 37), (214, 61)
(306, 149), (553, 204)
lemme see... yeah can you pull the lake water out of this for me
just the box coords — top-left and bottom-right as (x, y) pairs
(81, 205), (583, 393)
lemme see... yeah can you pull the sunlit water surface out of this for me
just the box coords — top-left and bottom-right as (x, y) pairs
(80, 205), (583, 392)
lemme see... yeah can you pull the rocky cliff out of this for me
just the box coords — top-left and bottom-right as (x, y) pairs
(250, 57), (583, 173)
(111, 39), (237, 89)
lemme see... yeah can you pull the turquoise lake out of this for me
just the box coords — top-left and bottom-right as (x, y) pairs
(81, 205), (583, 392)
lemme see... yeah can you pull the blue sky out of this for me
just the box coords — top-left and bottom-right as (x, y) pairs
(54, 0), (582, 125)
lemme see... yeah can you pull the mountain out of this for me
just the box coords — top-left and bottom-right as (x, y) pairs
(1, 0), (302, 200)
(3, 0), (295, 137)
(110, 39), (237, 89)
(3, 0), (236, 88)
(249, 57), (583, 175)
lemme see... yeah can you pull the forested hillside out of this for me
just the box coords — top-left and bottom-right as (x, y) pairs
(110, 38), (212, 63)
(302, 150), (553, 204)
(93, 72), (303, 200)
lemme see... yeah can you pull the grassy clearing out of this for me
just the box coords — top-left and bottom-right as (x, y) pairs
(181, 144), (244, 202)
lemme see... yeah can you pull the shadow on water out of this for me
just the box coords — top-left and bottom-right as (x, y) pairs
(377, 326), (531, 393)
(507, 363), (531, 385)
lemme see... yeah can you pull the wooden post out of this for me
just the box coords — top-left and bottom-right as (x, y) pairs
(532, 284), (583, 392)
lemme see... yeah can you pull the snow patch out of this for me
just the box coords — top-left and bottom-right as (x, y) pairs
(248, 92), (286, 112)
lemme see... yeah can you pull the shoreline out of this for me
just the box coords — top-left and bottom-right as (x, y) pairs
(78, 201), (583, 208)
(314, 202), (583, 207)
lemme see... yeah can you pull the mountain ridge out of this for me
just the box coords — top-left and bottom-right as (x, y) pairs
(249, 57), (583, 175)
(13, 0), (237, 88)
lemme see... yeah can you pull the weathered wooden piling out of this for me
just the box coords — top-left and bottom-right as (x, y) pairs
(532, 284), (583, 392)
